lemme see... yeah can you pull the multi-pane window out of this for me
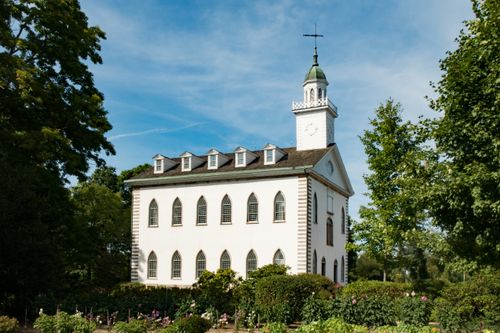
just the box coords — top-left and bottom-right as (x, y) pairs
(155, 160), (162, 172)
(333, 259), (338, 283)
(182, 157), (190, 170)
(220, 250), (231, 269)
(274, 192), (285, 221)
(247, 193), (258, 222)
(341, 256), (345, 283)
(172, 198), (182, 226)
(209, 155), (217, 168)
(246, 250), (257, 278)
(273, 249), (285, 265)
(196, 251), (206, 279)
(318, 88), (322, 100)
(313, 250), (317, 274)
(236, 152), (244, 166)
(149, 199), (158, 227)
(171, 251), (181, 279)
(147, 252), (157, 279)
(313, 193), (318, 224)
(326, 218), (333, 246)
(327, 193), (334, 213)
(197, 196), (207, 225)
(341, 207), (346, 234)
(321, 257), (326, 276)
(265, 150), (273, 163)
(221, 195), (232, 224)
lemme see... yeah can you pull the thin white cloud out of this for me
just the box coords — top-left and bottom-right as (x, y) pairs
(109, 123), (204, 141)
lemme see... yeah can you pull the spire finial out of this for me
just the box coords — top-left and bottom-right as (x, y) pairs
(303, 23), (324, 66)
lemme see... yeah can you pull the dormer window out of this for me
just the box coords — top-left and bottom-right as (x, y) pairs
(209, 155), (217, 168)
(263, 144), (285, 165)
(155, 159), (163, 172)
(265, 150), (273, 164)
(236, 152), (245, 166)
(182, 157), (191, 171)
(152, 154), (176, 174)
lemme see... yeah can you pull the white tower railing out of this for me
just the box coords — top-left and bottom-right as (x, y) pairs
(292, 97), (337, 113)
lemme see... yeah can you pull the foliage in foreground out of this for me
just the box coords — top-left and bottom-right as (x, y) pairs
(0, 316), (19, 333)
(159, 315), (211, 333)
(296, 317), (437, 333)
(33, 312), (96, 333)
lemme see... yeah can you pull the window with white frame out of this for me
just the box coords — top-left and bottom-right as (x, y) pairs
(209, 154), (217, 168)
(196, 250), (206, 279)
(236, 152), (245, 166)
(313, 193), (318, 224)
(220, 250), (231, 269)
(220, 195), (232, 224)
(273, 249), (285, 265)
(197, 196), (207, 225)
(313, 250), (317, 274)
(333, 259), (338, 283)
(246, 250), (257, 278)
(326, 218), (333, 246)
(265, 149), (273, 163)
(247, 193), (258, 222)
(273, 192), (285, 221)
(147, 252), (157, 279)
(341, 256), (345, 283)
(321, 257), (326, 276)
(341, 207), (346, 234)
(327, 193), (334, 214)
(155, 160), (162, 172)
(172, 198), (182, 226)
(149, 199), (158, 227)
(182, 157), (190, 171)
(171, 251), (181, 279)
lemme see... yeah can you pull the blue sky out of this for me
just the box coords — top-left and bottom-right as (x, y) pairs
(81, 0), (473, 220)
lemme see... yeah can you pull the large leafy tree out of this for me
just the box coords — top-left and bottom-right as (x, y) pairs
(427, 0), (499, 267)
(355, 99), (428, 281)
(0, 0), (113, 311)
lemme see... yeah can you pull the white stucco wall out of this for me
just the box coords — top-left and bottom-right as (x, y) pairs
(136, 176), (301, 286)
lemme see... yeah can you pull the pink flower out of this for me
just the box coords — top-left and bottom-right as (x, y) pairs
(352, 299), (357, 305)
(420, 296), (428, 302)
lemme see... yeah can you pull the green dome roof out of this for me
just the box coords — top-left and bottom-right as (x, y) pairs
(303, 47), (327, 82)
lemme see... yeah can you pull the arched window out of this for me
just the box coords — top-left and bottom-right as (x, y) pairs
(246, 250), (257, 278)
(273, 192), (285, 221)
(147, 251), (157, 279)
(195, 250), (206, 278)
(326, 218), (333, 246)
(172, 198), (182, 226)
(273, 249), (285, 265)
(197, 196), (207, 225)
(171, 251), (181, 279)
(247, 193), (258, 222)
(318, 88), (322, 100)
(310, 88), (315, 102)
(334, 259), (338, 283)
(148, 199), (158, 227)
(220, 250), (231, 269)
(313, 250), (317, 274)
(221, 195), (232, 224)
(341, 207), (346, 234)
(321, 257), (326, 276)
(341, 256), (345, 283)
(313, 193), (318, 224)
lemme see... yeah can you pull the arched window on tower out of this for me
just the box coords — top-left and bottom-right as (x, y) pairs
(246, 250), (257, 278)
(326, 218), (333, 246)
(197, 196), (207, 225)
(148, 199), (158, 227)
(196, 250), (206, 278)
(321, 257), (326, 276)
(273, 192), (285, 221)
(172, 198), (182, 226)
(273, 249), (285, 265)
(334, 259), (338, 283)
(147, 251), (157, 279)
(247, 193), (258, 223)
(318, 88), (322, 100)
(221, 195), (232, 224)
(341, 256), (345, 283)
(341, 207), (346, 234)
(171, 251), (181, 279)
(313, 193), (318, 224)
(220, 250), (231, 269)
(310, 88), (315, 102)
(313, 250), (317, 274)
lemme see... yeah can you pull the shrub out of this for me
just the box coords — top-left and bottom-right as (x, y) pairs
(33, 312), (96, 333)
(255, 274), (335, 323)
(296, 317), (368, 333)
(397, 295), (432, 326)
(301, 294), (333, 323)
(333, 296), (397, 327)
(114, 319), (148, 333)
(263, 322), (288, 333)
(340, 280), (411, 300)
(433, 270), (500, 332)
(372, 324), (434, 333)
(160, 315), (211, 333)
(0, 316), (19, 333)
(192, 268), (241, 314)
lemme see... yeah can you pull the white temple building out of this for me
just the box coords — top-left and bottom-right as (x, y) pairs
(125, 47), (354, 286)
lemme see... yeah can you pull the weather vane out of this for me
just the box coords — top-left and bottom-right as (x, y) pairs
(303, 23), (324, 48)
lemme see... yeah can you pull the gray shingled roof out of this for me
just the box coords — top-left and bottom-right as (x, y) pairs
(129, 146), (331, 182)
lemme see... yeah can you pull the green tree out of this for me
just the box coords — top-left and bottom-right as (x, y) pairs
(0, 0), (113, 311)
(355, 99), (427, 281)
(426, 0), (499, 267)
